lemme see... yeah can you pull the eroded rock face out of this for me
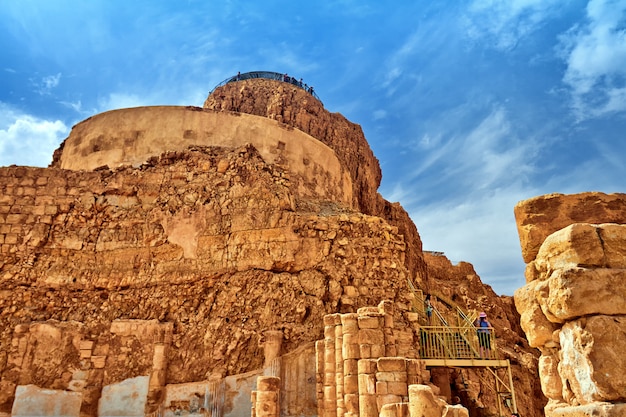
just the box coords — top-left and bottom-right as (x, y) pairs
(204, 79), (428, 285)
(0, 145), (414, 413)
(514, 192), (626, 264)
(514, 193), (626, 416)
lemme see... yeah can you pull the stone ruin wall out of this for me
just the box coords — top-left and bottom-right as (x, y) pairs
(204, 79), (428, 285)
(0, 145), (415, 413)
(514, 192), (626, 417)
(53, 106), (354, 210)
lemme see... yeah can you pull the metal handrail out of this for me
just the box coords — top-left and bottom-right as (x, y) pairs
(209, 71), (323, 104)
(419, 326), (497, 360)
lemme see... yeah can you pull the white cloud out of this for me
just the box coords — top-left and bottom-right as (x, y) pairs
(0, 104), (68, 168)
(559, 0), (626, 119)
(409, 187), (530, 296)
(34, 73), (62, 95)
(465, 0), (560, 51)
(381, 106), (540, 295)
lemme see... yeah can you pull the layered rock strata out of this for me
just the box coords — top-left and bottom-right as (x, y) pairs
(514, 192), (626, 416)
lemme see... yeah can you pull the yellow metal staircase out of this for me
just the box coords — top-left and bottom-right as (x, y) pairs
(408, 277), (518, 416)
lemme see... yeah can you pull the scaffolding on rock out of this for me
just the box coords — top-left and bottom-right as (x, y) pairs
(408, 278), (519, 417)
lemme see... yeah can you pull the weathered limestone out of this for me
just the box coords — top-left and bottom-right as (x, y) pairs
(98, 376), (150, 417)
(251, 376), (280, 417)
(514, 193), (626, 416)
(514, 192), (626, 264)
(11, 385), (81, 417)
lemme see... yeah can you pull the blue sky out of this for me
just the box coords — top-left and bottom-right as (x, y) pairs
(2, 0), (626, 295)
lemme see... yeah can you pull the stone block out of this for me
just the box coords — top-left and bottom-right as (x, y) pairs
(341, 314), (359, 334)
(359, 329), (384, 345)
(376, 371), (407, 383)
(358, 359), (377, 374)
(539, 353), (563, 401)
(371, 344), (385, 358)
(345, 393), (359, 413)
(12, 385), (82, 417)
(358, 373), (376, 395)
(359, 344), (371, 359)
(377, 357), (406, 372)
(514, 282), (560, 347)
(344, 359), (358, 375)
(387, 381), (408, 396)
(514, 192), (626, 263)
(344, 375), (359, 394)
(91, 356), (106, 369)
(543, 267), (626, 321)
(98, 376), (149, 416)
(559, 316), (626, 403)
(358, 394), (378, 417)
(376, 381), (388, 395)
(358, 316), (382, 329)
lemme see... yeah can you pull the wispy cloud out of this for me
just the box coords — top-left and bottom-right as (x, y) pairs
(464, 0), (560, 51)
(0, 103), (68, 168)
(559, 0), (626, 119)
(381, 105), (540, 295)
(33, 73), (62, 95)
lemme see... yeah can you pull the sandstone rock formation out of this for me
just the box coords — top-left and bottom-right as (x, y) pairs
(0, 76), (542, 416)
(514, 192), (626, 417)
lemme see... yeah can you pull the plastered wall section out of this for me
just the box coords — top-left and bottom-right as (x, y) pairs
(57, 106), (353, 208)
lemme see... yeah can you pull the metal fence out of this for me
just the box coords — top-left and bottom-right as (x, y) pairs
(209, 71), (322, 103)
(419, 326), (497, 360)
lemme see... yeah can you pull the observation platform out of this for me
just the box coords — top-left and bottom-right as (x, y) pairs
(409, 282), (519, 416)
(210, 71), (323, 103)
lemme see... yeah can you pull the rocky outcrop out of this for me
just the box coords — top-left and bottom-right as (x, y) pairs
(204, 79), (428, 285)
(514, 193), (626, 417)
(514, 192), (626, 263)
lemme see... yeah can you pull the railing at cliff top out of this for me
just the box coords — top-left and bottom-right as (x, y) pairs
(209, 71), (323, 104)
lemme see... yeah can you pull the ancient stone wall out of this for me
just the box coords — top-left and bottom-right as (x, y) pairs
(0, 146), (414, 412)
(52, 106), (354, 209)
(204, 78), (428, 287)
(514, 192), (626, 417)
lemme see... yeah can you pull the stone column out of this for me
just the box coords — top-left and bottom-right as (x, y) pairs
(341, 313), (360, 417)
(262, 330), (283, 368)
(358, 359), (378, 417)
(254, 376), (281, 417)
(357, 307), (385, 360)
(315, 340), (326, 417)
(334, 314), (345, 417)
(376, 357), (407, 411)
(378, 301), (397, 357)
(323, 314), (338, 417)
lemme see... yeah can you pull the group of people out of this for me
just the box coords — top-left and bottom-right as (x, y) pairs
(282, 73), (314, 94)
(231, 71), (315, 95)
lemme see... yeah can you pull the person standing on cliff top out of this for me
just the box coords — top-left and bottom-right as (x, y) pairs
(476, 312), (492, 358)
